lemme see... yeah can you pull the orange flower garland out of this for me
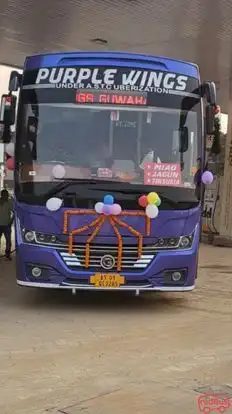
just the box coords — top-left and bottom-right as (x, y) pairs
(63, 208), (151, 271)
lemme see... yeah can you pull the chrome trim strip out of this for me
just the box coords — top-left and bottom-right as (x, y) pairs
(60, 252), (76, 257)
(59, 249), (155, 270)
(23, 241), (187, 251)
(62, 262), (148, 269)
(134, 259), (152, 263)
(66, 261), (81, 266)
(62, 257), (80, 261)
(17, 280), (195, 292)
(35, 239), (181, 250)
(33, 233), (183, 250)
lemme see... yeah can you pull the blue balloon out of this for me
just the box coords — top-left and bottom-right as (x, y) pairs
(104, 194), (114, 205)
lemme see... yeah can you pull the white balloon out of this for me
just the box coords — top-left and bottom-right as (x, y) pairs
(46, 197), (63, 212)
(95, 202), (104, 214)
(52, 164), (66, 179)
(5, 142), (15, 157)
(146, 204), (159, 219)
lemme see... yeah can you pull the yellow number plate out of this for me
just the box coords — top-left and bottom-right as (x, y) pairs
(90, 273), (125, 288)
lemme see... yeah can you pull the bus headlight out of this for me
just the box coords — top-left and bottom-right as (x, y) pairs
(22, 228), (57, 244)
(37, 233), (45, 242)
(24, 231), (35, 242)
(154, 237), (179, 248)
(36, 233), (57, 244)
(179, 236), (193, 248)
(152, 233), (194, 250)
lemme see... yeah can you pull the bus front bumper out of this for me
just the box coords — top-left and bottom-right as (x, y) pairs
(16, 242), (198, 292)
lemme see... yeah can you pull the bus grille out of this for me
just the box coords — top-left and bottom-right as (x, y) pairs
(58, 243), (156, 272)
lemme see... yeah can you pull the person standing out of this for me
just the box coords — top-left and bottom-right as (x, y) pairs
(0, 189), (14, 260)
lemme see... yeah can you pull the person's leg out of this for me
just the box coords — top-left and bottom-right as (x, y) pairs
(3, 225), (12, 259)
(0, 227), (3, 254)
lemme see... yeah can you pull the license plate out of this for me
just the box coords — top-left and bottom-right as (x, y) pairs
(90, 273), (125, 288)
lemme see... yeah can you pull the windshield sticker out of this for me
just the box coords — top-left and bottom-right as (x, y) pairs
(35, 67), (188, 91)
(110, 110), (119, 121)
(22, 67), (199, 97)
(144, 162), (182, 187)
(97, 168), (113, 178)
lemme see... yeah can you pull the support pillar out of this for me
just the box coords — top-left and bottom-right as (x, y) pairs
(213, 102), (232, 246)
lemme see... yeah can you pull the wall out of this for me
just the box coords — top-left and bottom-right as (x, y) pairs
(0, 65), (22, 90)
(0, 65), (22, 185)
(0, 64), (22, 132)
(202, 113), (228, 238)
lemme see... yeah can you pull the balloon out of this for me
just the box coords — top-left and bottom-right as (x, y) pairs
(5, 142), (15, 157)
(201, 171), (214, 185)
(6, 157), (14, 170)
(102, 205), (112, 215)
(104, 194), (114, 205)
(46, 197), (63, 212)
(138, 195), (148, 208)
(155, 196), (161, 207)
(52, 164), (66, 179)
(147, 192), (159, 205)
(145, 204), (159, 219)
(95, 202), (104, 214)
(111, 203), (122, 215)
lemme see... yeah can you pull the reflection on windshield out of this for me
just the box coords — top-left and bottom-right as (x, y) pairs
(19, 104), (199, 192)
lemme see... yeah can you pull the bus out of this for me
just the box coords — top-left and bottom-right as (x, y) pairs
(0, 52), (220, 294)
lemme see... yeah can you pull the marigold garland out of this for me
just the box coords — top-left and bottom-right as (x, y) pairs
(64, 209), (151, 269)
(109, 217), (123, 271)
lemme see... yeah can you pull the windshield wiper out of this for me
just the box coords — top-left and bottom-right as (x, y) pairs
(43, 178), (124, 198)
(155, 193), (181, 208)
(43, 178), (193, 209)
(45, 178), (166, 198)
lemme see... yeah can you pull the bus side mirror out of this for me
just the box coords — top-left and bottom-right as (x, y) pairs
(9, 70), (22, 92)
(179, 126), (189, 153)
(204, 81), (216, 105)
(0, 94), (17, 126)
(205, 105), (215, 135)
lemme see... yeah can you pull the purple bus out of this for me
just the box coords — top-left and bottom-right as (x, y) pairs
(0, 52), (219, 294)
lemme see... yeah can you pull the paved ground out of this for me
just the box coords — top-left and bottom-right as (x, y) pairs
(0, 244), (232, 414)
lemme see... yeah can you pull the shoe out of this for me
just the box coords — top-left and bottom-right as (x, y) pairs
(5, 255), (12, 261)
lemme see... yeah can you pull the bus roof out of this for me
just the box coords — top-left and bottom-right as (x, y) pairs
(24, 51), (199, 78)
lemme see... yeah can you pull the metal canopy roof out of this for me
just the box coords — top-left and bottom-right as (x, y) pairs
(0, 0), (231, 110)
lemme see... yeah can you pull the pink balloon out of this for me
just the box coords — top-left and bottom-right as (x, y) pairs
(6, 157), (14, 170)
(102, 205), (112, 215)
(111, 203), (122, 215)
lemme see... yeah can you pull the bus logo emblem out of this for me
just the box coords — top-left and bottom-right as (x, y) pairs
(100, 255), (115, 270)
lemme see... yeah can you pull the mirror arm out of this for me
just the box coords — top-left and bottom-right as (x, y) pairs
(179, 89), (200, 129)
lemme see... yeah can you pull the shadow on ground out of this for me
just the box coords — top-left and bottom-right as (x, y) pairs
(0, 254), (189, 315)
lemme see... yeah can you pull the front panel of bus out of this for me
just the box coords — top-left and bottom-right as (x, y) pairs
(14, 55), (202, 290)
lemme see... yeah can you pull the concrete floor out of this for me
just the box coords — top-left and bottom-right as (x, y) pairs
(0, 245), (232, 414)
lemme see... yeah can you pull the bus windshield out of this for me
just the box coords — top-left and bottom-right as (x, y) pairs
(15, 74), (201, 204)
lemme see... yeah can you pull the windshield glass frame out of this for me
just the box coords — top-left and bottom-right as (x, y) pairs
(14, 67), (202, 209)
